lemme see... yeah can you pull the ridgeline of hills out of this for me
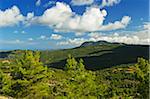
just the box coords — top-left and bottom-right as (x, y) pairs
(0, 40), (149, 70)
(41, 41), (149, 70)
(80, 40), (125, 47)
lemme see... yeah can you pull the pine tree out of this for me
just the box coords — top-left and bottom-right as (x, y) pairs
(9, 50), (50, 97)
(0, 68), (12, 96)
(77, 59), (85, 71)
(135, 58), (150, 99)
(65, 54), (78, 71)
(63, 55), (97, 98)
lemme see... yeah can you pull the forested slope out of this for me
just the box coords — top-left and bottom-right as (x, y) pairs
(0, 51), (149, 98)
(40, 44), (149, 70)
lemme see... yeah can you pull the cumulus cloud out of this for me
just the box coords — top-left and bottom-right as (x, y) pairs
(101, 0), (121, 7)
(57, 7), (107, 32)
(50, 34), (62, 40)
(143, 22), (150, 31)
(37, 2), (130, 34)
(71, 0), (94, 5)
(0, 2), (130, 33)
(71, 0), (121, 6)
(58, 27), (150, 46)
(36, 0), (41, 6)
(99, 16), (131, 31)
(23, 12), (37, 26)
(38, 2), (72, 26)
(0, 6), (24, 27)
(88, 32), (102, 40)
(58, 38), (87, 46)
(0, 6), (37, 27)
(88, 30), (149, 45)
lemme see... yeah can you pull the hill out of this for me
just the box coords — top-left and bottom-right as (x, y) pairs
(80, 40), (124, 47)
(40, 42), (149, 70)
(0, 41), (149, 70)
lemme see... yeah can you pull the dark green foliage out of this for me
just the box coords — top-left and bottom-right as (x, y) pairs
(40, 44), (149, 70)
(0, 50), (51, 98)
(63, 55), (98, 98)
(0, 51), (149, 98)
(0, 68), (12, 96)
(10, 51), (48, 81)
(135, 58), (150, 99)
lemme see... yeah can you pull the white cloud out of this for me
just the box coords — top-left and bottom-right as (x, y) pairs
(0, 6), (36, 27)
(0, 6), (24, 27)
(0, 2), (130, 36)
(44, 1), (56, 8)
(101, 0), (121, 7)
(36, 0), (41, 6)
(0, 39), (23, 45)
(15, 39), (22, 43)
(13, 30), (18, 34)
(71, 0), (94, 5)
(71, 0), (121, 6)
(38, 34), (62, 40)
(88, 32), (102, 41)
(143, 22), (150, 31)
(50, 34), (62, 40)
(58, 24), (150, 46)
(88, 23), (150, 45)
(38, 2), (106, 32)
(21, 30), (26, 34)
(23, 12), (37, 26)
(0, 39), (38, 46)
(13, 30), (27, 34)
(28, 38), (33, 41)
(37, 2), (130, 34)
(88, 30), (149, 45)
(58, 7), (107, 32)
(39, 2), (72, 26)
(75, 32), (85, 36)
(58, 38), (87, 46)
(38, 35), (47, 40)
(99, 16), (131, 31)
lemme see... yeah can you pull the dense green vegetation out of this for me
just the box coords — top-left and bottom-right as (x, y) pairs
(0, 50), (149, 98)
(40, 44), (149, 70)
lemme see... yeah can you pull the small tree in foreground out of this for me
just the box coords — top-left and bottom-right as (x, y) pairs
(63, 55), (98, 98)
(135, 58), (150, 99)
(9, 50), (50, 97)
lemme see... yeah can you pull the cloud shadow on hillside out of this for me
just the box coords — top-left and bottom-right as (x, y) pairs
(47, 45), (149, 70)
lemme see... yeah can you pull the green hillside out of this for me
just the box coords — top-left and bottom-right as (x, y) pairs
(0, 43), (149, 70)
(40, 44), (149, 70)
(0, 50), (149, 98)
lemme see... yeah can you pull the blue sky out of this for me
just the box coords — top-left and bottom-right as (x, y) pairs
(0, 0), (149, 50)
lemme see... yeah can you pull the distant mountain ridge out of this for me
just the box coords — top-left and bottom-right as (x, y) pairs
(80, 40), (125, 47)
